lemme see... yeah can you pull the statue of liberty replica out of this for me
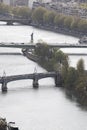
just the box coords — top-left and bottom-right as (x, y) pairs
(31, 32), (34, 43)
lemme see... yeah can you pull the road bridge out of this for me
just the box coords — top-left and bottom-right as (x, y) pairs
(0, 42), (87, 48)
(0, 14), (31, 25)
(0, 72), (62, 92)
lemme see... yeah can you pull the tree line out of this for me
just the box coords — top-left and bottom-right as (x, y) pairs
(0, 3), (87, 34)
(32, 6), (87, 34)
(34, 42), (87, 107)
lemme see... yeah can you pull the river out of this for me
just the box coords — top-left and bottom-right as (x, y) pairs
(0, 22), (87, 130)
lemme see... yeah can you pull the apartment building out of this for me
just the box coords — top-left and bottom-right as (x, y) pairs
(0, 0), (3, 2)
(2, 0), (29, 6)
(3, 0), (10, 5)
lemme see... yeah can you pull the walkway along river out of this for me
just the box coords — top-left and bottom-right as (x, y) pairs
(0, 22), (87, 130)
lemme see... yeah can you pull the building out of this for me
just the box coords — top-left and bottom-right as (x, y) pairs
(3, 0), (10, 5)
(2, 0), (29, 6)
(28, 0), (37, 8)
(37, 0), (52, 3)
(10, 0), (29, 6)
(0, 0), (3, 2)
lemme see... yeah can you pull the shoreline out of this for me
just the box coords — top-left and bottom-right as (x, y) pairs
(30, 23), (86, 38)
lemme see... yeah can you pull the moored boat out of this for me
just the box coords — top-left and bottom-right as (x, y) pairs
(0, 117), (19, 130)
(8, 122), (19, 130)
(79, 36), (87, 44)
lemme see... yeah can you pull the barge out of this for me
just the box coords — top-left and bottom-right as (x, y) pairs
(79, 36), (87, 44)
(0, 117), (19, 130)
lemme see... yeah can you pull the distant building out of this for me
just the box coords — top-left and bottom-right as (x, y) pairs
(10, 0), (29, 6)
(3, 0), (10, 5)
(2, 0), (29, 6)
(28, 0), (37, 8)
(37, 0), (52, 3)
(0, 0), (3, 3)
(28, 0), (52, 9)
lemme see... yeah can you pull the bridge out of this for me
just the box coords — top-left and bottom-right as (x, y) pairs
(0, 72), (62, 92)
(0, 14), (31, 25)
(0, 42), (87, 48)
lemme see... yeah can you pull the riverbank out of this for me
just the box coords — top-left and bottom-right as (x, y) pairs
(30, 23), (86, 39)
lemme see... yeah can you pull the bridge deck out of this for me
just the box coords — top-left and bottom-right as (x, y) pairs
(0, 72), (56, 83)
(0, 42), (87, 48)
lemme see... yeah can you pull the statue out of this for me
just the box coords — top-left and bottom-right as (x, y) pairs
(31, 32), (34, 43)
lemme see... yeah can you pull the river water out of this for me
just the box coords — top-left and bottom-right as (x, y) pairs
(0, 22), (87, 130)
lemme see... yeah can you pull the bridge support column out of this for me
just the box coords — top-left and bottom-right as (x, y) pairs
(7, 21), (13, 25)
(33, 77), (39, 88)
(1, 80), (7, 92)
(55, 72), (62, 87)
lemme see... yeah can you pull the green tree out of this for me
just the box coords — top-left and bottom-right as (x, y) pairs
(65, 67), (77, 90)
(54, 14), (61, 26)
(12, 7), (19, 15)
(43, 10), (56, 25)
(32, 6), (46, 24)
(70, 17), (80, 30)
(56, 14), (65, 27)
(77, 58), (85, 77)
(34, 42), (50, 58)
(75, 59), (87, 99)
(0, 3), (11, 14)
(64, 16), (73, 29)
(12, 7), (31, 18)
(77, 19), (87, 33)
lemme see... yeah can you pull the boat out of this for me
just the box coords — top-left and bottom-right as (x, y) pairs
(0, 118), (19, 130)
(79, 36), (87, 44)
(8, 122), (19, 130)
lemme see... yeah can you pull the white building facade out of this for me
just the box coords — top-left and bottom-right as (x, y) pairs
(3, 0), (10, 5)
(2, 0), (29, 6)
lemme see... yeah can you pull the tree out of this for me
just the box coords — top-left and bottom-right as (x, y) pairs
(55, 14), (65, 27)
(77, 19), (87, 33)
(12, 7), (19, 16)
(12, 7), (32, 18)
(43, 10), (56, 25)
(65, 67), (77, 90)
(64, 16), (73, 29)
(76, 58), (85, 77)
(34, 42), (50, 58)
(0, 3), (11, 14)
(70, 17), (80, 30)
(54, 14), (61, 26)
(32, 6), (47, 24)
(75, 59), (87, 98)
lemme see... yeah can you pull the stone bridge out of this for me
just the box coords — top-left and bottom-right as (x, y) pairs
(0, 14), (31, 25)
(0, 72), (62, 92)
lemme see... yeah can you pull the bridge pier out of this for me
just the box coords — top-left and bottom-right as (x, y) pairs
(7, 21), (13, 25)
(33, 78), (39, 88)
(1, 80), (7, 92)
(33, 73), (39, 88)
(55, 72), (62, 87)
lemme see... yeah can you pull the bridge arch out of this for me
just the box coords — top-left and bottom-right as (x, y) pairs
(0, 72), (62, 92)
